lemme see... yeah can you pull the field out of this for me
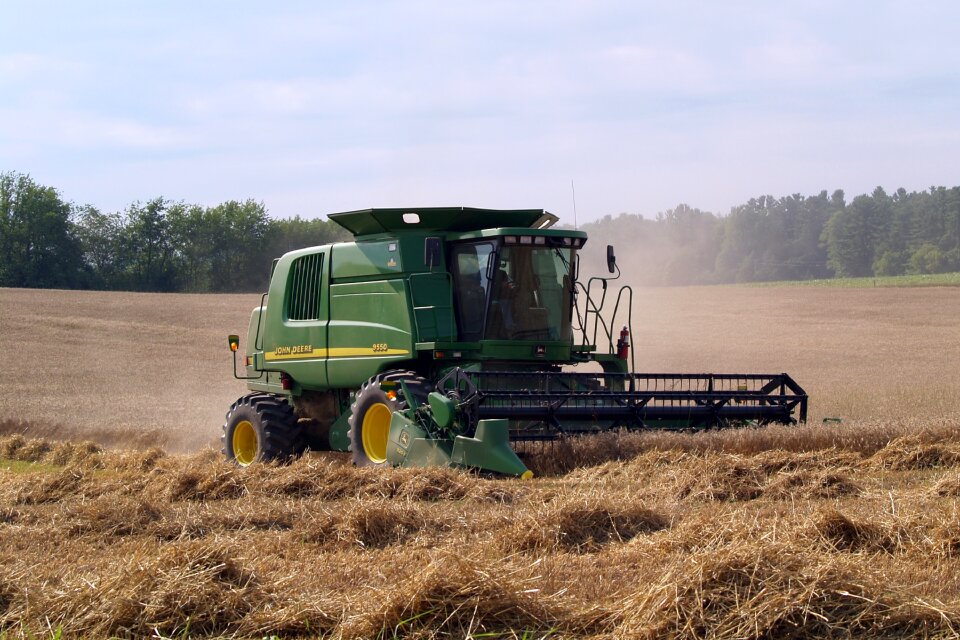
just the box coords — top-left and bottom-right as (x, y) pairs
(747, 271), (960, 289)
(1, 284), (960, 638)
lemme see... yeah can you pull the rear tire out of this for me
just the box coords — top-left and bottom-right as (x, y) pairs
(222, 394), (304, 466)
(348, 371), (429, 467)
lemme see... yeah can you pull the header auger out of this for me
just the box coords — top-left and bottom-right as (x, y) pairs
(223, 207), (808, 477)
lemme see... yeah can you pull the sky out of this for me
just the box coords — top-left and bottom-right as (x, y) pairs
(2, 1), (959, 225)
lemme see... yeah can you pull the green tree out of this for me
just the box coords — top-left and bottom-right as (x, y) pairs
(74, 205), (126, 288)
(655, 204), (721, 284)
(908, 243), (944, 274)
(206, 199), (272, 292)
(787, 191), (836, 280)
(167, 202), (213, 292)
(0, 172), (87, 288)
(122, 197), (179, 291)
(824, 192), (884, 277)
(715, 195), (777, 282)
(266, 215), (351, 256)
(872, 250), (908, 276)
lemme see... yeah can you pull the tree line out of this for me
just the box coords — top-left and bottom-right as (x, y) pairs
(0, 172), (349, 292)
(3, 170), (960, 292)
(581, 186), (960, 285)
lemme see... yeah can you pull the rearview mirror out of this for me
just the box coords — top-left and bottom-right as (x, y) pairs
(606, 245), (617, 274)
(424, 237), (442, 269)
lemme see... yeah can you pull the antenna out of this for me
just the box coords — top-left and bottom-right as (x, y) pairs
(571, 179), (578, 229)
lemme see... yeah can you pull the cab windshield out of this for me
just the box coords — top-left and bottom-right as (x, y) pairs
(451, 240), (575, 342)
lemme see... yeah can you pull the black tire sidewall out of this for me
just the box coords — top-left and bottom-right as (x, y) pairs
(223, 403), (266, 464)
(349, 383), (393, 467)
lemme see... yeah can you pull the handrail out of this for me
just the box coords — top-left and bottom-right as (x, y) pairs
(254, 292), (268, 351)
(573, 270), (634, 373)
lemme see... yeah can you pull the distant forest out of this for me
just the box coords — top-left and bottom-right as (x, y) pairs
(0, 172), (349, 292)
(2, 170), (959, 292)
(581, 187), (960, 285)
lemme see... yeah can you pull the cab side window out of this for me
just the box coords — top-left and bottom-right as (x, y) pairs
(450, 242), (494, 341)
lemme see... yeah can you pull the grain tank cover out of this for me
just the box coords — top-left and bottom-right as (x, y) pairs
(328, 207), (558, 237)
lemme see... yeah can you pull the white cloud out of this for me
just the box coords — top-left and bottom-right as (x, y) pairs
(0, 107), (188, 151)
(2, 1), (960, 222)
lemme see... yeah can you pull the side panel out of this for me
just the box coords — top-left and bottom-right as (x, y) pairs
(326, 278), (415, 388)
(331, 240), (403, 278)
(259, 248), (330, 389)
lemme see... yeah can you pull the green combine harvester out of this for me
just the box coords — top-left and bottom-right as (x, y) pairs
(224, 207), (807, 477)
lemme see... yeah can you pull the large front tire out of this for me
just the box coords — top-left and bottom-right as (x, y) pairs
(222, 394), (303, 466)
(348, 371), (428, 467)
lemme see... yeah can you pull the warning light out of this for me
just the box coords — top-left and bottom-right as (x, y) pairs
(386, 390), (397, 401)
(228, 334), (240, 352)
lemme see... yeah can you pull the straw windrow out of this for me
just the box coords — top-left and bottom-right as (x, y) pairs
(3, 422), (960, 637)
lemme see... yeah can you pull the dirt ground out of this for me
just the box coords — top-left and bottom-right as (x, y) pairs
(1, 284), (958, 450)
(2, 284), (960, 637)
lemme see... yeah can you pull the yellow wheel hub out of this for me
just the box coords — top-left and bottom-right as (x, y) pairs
(361, 402), (392, 464)
(232, 419), (258, 466)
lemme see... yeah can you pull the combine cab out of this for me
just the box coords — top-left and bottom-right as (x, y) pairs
(224, 207), (807, 476)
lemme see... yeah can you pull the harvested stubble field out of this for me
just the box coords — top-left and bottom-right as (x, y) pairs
(1, 284), (960, 638)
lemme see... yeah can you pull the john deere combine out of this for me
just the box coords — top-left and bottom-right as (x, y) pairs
(224, 207), (807, 477)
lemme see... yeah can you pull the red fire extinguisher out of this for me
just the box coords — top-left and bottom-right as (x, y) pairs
(616, 325), (630, 360)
